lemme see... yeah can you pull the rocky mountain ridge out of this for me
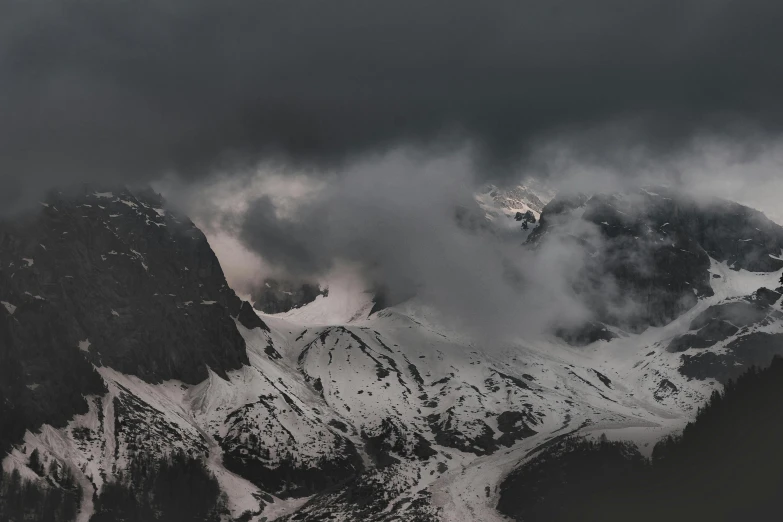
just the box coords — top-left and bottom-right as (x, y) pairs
(1, 185), (782, 522)
(528, 186), (783, 337)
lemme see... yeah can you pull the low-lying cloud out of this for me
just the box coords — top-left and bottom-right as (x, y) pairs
(176, 149), (604, 340)
(169, 137), (783, 341)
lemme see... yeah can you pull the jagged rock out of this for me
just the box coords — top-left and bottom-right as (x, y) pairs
(0, 296), (106, 455)
(497, 411), (537, 447)
(514, 210), (537, 224)
(529, 187), (783, 333)
(222, 428), (363, 497)
(668, 299), (781, 353)
(485, 184), (551, 215)
(680, 333), (783, 383)
(753, 287), (782, 307)
(251, 279), (327, 314)
(0, 186), (267, 386)
(516, 210), (537, 231)
(427, 408), (498, 455)
(0, 186), (271, 456)
(653, 379), (679, 401)
(555, 321), (617, 346)
(237, 300), (270, 330)
(362, 418), (435, 468)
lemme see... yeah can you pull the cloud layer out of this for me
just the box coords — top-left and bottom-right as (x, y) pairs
(5, 1), (783, 339)
(183, 150), (599, 340)
(3, 0), (783, 208)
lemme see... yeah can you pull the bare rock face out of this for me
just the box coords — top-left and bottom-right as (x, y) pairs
(515, 210), (537, 230)
(667, 290), (783, 383)
(0, 187), (268, 383)
(529, 187), (783, 337)
(554, 321), (617, 346)
(667, 297), (781, 354)
(0, 186), (267, 451)
(0, 287), (106, 455)
(483, 183), (553, 216)
(251, 278), (327, 314)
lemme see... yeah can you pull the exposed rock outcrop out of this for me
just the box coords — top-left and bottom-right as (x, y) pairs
(0, 186), (266, 453)
(251, 279), (327, 314)
(529, 187), (783, 337)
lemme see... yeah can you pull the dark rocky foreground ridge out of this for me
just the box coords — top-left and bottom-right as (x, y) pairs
(0, 187), (380, 520)
(0, 186), (266, 454)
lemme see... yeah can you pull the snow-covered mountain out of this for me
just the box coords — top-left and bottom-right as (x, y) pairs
(2, 185), (782, 521)
(476, 181), (555, 223)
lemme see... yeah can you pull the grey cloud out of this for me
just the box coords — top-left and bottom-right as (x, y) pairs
(2, 0), (783, 209)
(238, 195), (331, 276)
(186, 141), (783, 340)
(226, 151), (595, 339)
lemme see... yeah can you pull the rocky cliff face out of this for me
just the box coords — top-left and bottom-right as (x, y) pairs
(477, 182), (555, 220)
(670, 287), (783, 383)
(252, 279), (327, 314)
(529, 187), (783, 335)
(1, 187), (267, 383)
(0, 186), (266, 453)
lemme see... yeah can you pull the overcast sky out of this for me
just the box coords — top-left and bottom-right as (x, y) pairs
(4, 0), (783, 337)
(3, 0), (783, 204)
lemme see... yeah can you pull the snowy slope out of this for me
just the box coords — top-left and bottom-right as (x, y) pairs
(264, 251), (781, 520)
(10, 256), (778, 522)
(474, 182), (555, 241)
(6, 186), (783, 522)
(476, 181), (555, 223)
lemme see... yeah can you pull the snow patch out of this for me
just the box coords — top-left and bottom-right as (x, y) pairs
(273, 265), (374, 325)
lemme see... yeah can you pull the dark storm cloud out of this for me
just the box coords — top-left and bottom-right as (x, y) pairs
(2, 0), (783, 208)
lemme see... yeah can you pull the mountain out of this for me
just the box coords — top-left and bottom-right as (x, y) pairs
(1, 185), (782, 522)
(476, 181), (555, 224)
(528, 186), (783, 336)
(251, 279), (327, 315)
(0, 186), (268, 462)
